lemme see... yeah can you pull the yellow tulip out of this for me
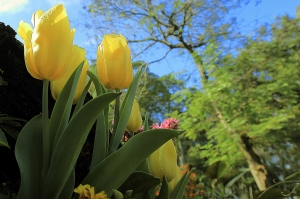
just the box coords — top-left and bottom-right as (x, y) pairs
(167, 166), (182, 195)
(17, 4), (75, 80)
(96, 34), (133, 90)
(148, 139), (178, 182)
(50, 45), (89, 104)
(126, 99), (142, 132)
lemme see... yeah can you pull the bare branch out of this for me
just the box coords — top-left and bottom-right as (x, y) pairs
(147, 48), (172, 65)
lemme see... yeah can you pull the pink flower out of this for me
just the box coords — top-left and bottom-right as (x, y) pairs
(151, 118), (179, 130)
(161, 118), (179, 129)
(151, 123), (161, 129)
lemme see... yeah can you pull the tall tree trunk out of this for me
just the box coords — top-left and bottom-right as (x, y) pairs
(191, 51), (271, 191)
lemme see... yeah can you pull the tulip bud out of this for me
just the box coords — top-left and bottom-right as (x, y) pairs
(96, 34), (133, 90)
(126, 99), (142, 132)
(148, 139), (178, 182)
(167, 166), (182, 195)
(17, 4), (75, 80)
(50, 45), (89, 104)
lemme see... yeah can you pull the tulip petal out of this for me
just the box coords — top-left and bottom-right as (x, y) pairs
(17, 21), (33, 42)
(122, 46), (133, 88)
(17, 21), (42, 79)
(31, 10), (44, 27)
(97, 45), (113, 89)
(160, 140), (178, 182)
(102, 35), (128, 89)
(168, 166), (182, 195)
(148, 149), (164, 181)
(51, 45), (88, 104)
(31, 4), (74, 80)
(126, 99), (142, 132)
(24, 44), (43, 80)
(73, 58), (89, 103)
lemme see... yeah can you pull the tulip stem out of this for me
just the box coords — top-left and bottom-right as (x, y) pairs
(112, 89), (120, 135)
(42, 80), (50, 179)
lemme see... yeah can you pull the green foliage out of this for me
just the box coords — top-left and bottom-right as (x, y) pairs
(82, 129), (182, 197)
(172, 13), (300, 195)
(0, 114), (26, 148)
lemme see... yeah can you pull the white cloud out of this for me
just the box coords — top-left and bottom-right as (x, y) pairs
(0, 0), (28, 13)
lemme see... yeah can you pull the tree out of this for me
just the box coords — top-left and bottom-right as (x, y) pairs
(82, 0), (251, 65)
(173, 12), (300, 194)
(133, 61), (185, 122)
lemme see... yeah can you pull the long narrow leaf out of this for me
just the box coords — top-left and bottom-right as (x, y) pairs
(42, 92), (121, 199)
(88, 70), (109, 170)
(52, 63), (84, 151)
(15, 115), (43, 199)
(72, 79), (92, 116)
(157, 176), (169, 199)
(82, 129), (183, 197)
(48, 62), (84, 155)
(109, 67), (143, 152)
(58, 169), (75, 199)
(170, 170), (192, 199)
(224, 169), (249, 195)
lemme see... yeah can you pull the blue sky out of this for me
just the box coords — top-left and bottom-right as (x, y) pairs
(0, 0), (299, 78)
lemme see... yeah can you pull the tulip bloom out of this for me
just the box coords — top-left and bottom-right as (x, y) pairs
(50, 45), (89, 104)
(96, 34), (133, 90)
(126, 99), (142, 132)
(148, 139), (178, 182)
(17, 4), (75, 80)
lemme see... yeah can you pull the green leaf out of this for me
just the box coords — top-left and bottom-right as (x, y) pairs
(88, 70), (109, 170)
(157, 176), (169, 199)
(72, 79), (92, 116)
(135, 159), (148, 173)
(87, 70), (105, 95)
(0, 129), (10, 148)
(109, 67), (143, 152)
(170, 169), (192, 199)
(48, 62), (84, 155)
(118, 172), (160, 197)
(52, 63), (84, 151)
(143, 113), (149, 131)
(42, 92), (121, 199)
(15, 115), (43, 199)
(58, 169), (75, 199)
(0, 124), (19, 139)
(82, 129), (182, 197)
